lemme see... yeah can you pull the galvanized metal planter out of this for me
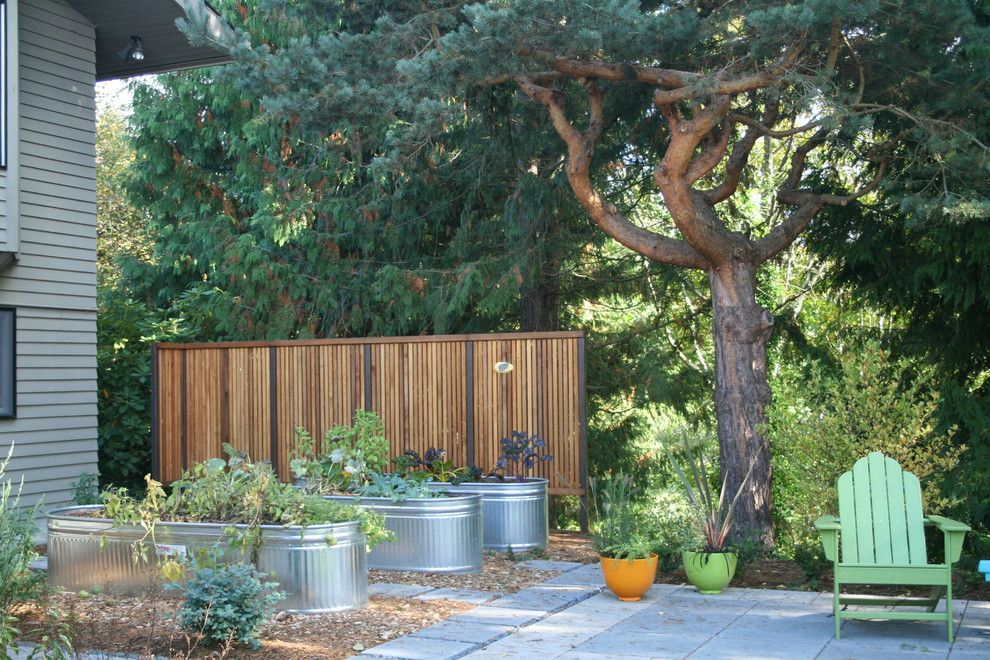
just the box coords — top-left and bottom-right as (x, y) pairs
(428, 478), (549, 551)
(47, 506), (367, 613)
(326, 493), (483, 573)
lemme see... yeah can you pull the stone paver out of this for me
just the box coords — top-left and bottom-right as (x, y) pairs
(416, 587), (502, 605)
(390, 567), (990, 660)
(368, 583), (437, 599)
(361, 635), (477, 659)
(516, 560), (585, 572)
(487, 584), (599, 614)
(407, 620), (514, 645)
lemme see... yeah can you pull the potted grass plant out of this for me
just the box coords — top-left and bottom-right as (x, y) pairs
(661, 430), (760, 595)
(590, 473), (658, 602)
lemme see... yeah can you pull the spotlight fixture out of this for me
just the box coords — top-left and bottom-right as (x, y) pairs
(118, 36), (145, 62)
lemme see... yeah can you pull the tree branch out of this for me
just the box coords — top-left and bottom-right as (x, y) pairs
(516, 76), (708, 269)
(702, 102), (782, 203)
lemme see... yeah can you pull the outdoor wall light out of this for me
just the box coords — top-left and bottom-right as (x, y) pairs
(494, 361), (514, 373)
(118, 36), (145, 62)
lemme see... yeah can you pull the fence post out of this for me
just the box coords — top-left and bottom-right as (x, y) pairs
(578, 335), (589, 532)
(268, 346), (279, 478)
(363, 344), (372, 410)
(150, 344), (159, 481)
(465, 339), (475, 468)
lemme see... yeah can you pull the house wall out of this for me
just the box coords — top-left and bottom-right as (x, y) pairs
(0, 0), (98, 511)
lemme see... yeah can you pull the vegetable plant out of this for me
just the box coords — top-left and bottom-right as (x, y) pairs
(490, 431), (553, 481)
(290, 410), (391, 493)
(101, 444), (392, 557)
(355, 472), (444, 502)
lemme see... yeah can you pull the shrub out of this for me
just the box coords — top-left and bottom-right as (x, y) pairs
(97, 293), (192, 491)
(0, 448), (45, 653)
(643, 487), (702, 571)
(770, 341), (966, 561)
(178, 562), (283, 650)
(71, 473), (100, 505)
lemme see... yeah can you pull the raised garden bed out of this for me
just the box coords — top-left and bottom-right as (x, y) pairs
(428, 478), (549, 551)
(47, 505), (368, 613)
(325, 493), (483, 573)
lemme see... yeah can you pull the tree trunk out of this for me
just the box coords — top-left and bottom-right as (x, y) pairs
(709, 261), (775, 544)
(519, 270), (560, 332)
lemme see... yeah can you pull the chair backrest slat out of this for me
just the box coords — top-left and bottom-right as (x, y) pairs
(838, 452), (927, 566)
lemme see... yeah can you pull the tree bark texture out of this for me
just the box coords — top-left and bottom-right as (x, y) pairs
(709, 262), (775, 543)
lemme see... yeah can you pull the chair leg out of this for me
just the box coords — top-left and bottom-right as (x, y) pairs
(927, 585), (945, 613)
(834, 575), (841, 639)
(946, 574), (954, 643)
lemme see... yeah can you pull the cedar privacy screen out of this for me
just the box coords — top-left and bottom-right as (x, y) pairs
(152, 332), (587, 496)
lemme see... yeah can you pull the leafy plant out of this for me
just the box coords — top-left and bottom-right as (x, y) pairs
(661, 428), (760, 553)
(355, 472), (444, 502)
(421, 447), (465, 483)
(0, 446), (46, 655)
(646, 487), (703, 571)
(290, 411), (391, 493)
(177, 561), (283, 650)
(97, 292), (192, 492)
(490, 431), (553, 481)
(589, 473), (655, 560)
(71, 473), (101, 506)
(101, 445), (391, 556)
(769, 342), (967, 560)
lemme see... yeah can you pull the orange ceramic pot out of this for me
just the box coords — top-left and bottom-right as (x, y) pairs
(599, 554), (659, 601)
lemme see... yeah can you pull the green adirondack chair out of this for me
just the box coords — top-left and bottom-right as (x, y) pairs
(814, 452), (969, 642)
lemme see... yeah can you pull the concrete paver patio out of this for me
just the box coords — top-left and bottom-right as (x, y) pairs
(360, 563), (990, 660)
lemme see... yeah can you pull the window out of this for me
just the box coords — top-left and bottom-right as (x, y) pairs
(0, 307), (13, 418)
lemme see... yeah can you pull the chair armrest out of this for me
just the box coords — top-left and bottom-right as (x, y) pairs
(925, 515), (970, 532)
(926, 515), (970, 564)
(814, 515), (841, 531)
(814, 515), (841, 562)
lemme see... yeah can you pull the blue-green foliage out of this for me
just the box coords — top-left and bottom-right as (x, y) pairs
(178, 562), (284, 649)
(356, 472), (442, 502)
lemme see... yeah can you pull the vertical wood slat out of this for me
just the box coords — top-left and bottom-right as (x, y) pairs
(153, 333), (584, 494)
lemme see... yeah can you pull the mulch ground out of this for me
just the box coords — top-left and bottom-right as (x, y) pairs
(370, 551), (558, 593)
(16, 593), (472, 659)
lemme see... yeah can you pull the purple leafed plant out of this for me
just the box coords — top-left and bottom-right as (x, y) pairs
(493, 431), (553, 481)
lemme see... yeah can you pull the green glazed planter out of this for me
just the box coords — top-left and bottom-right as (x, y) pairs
(682, 550), (737, 594)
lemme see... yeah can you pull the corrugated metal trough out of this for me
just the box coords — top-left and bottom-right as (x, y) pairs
(46, 506), (368, 613)
(325, 493), (483, 573)
(429, 478), (549, 551)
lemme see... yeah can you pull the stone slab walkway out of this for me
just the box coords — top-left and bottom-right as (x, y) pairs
(358, 564), (990, 660)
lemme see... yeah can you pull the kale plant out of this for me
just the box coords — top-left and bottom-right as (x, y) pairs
(491, 431), (554, 481)
(356, 472), (443, 502)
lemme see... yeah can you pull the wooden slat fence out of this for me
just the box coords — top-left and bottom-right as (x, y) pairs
(152, 332), (587, 496)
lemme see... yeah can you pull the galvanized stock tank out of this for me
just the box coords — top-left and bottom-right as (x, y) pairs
(47, 506), (367, 612)
(429, 478), (549, 551)
(326, 493), (483, 573)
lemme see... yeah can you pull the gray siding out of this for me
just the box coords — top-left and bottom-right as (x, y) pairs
(0, 0), (97, 512)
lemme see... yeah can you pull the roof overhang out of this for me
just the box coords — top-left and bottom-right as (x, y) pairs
(67, 0), (232, 81)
